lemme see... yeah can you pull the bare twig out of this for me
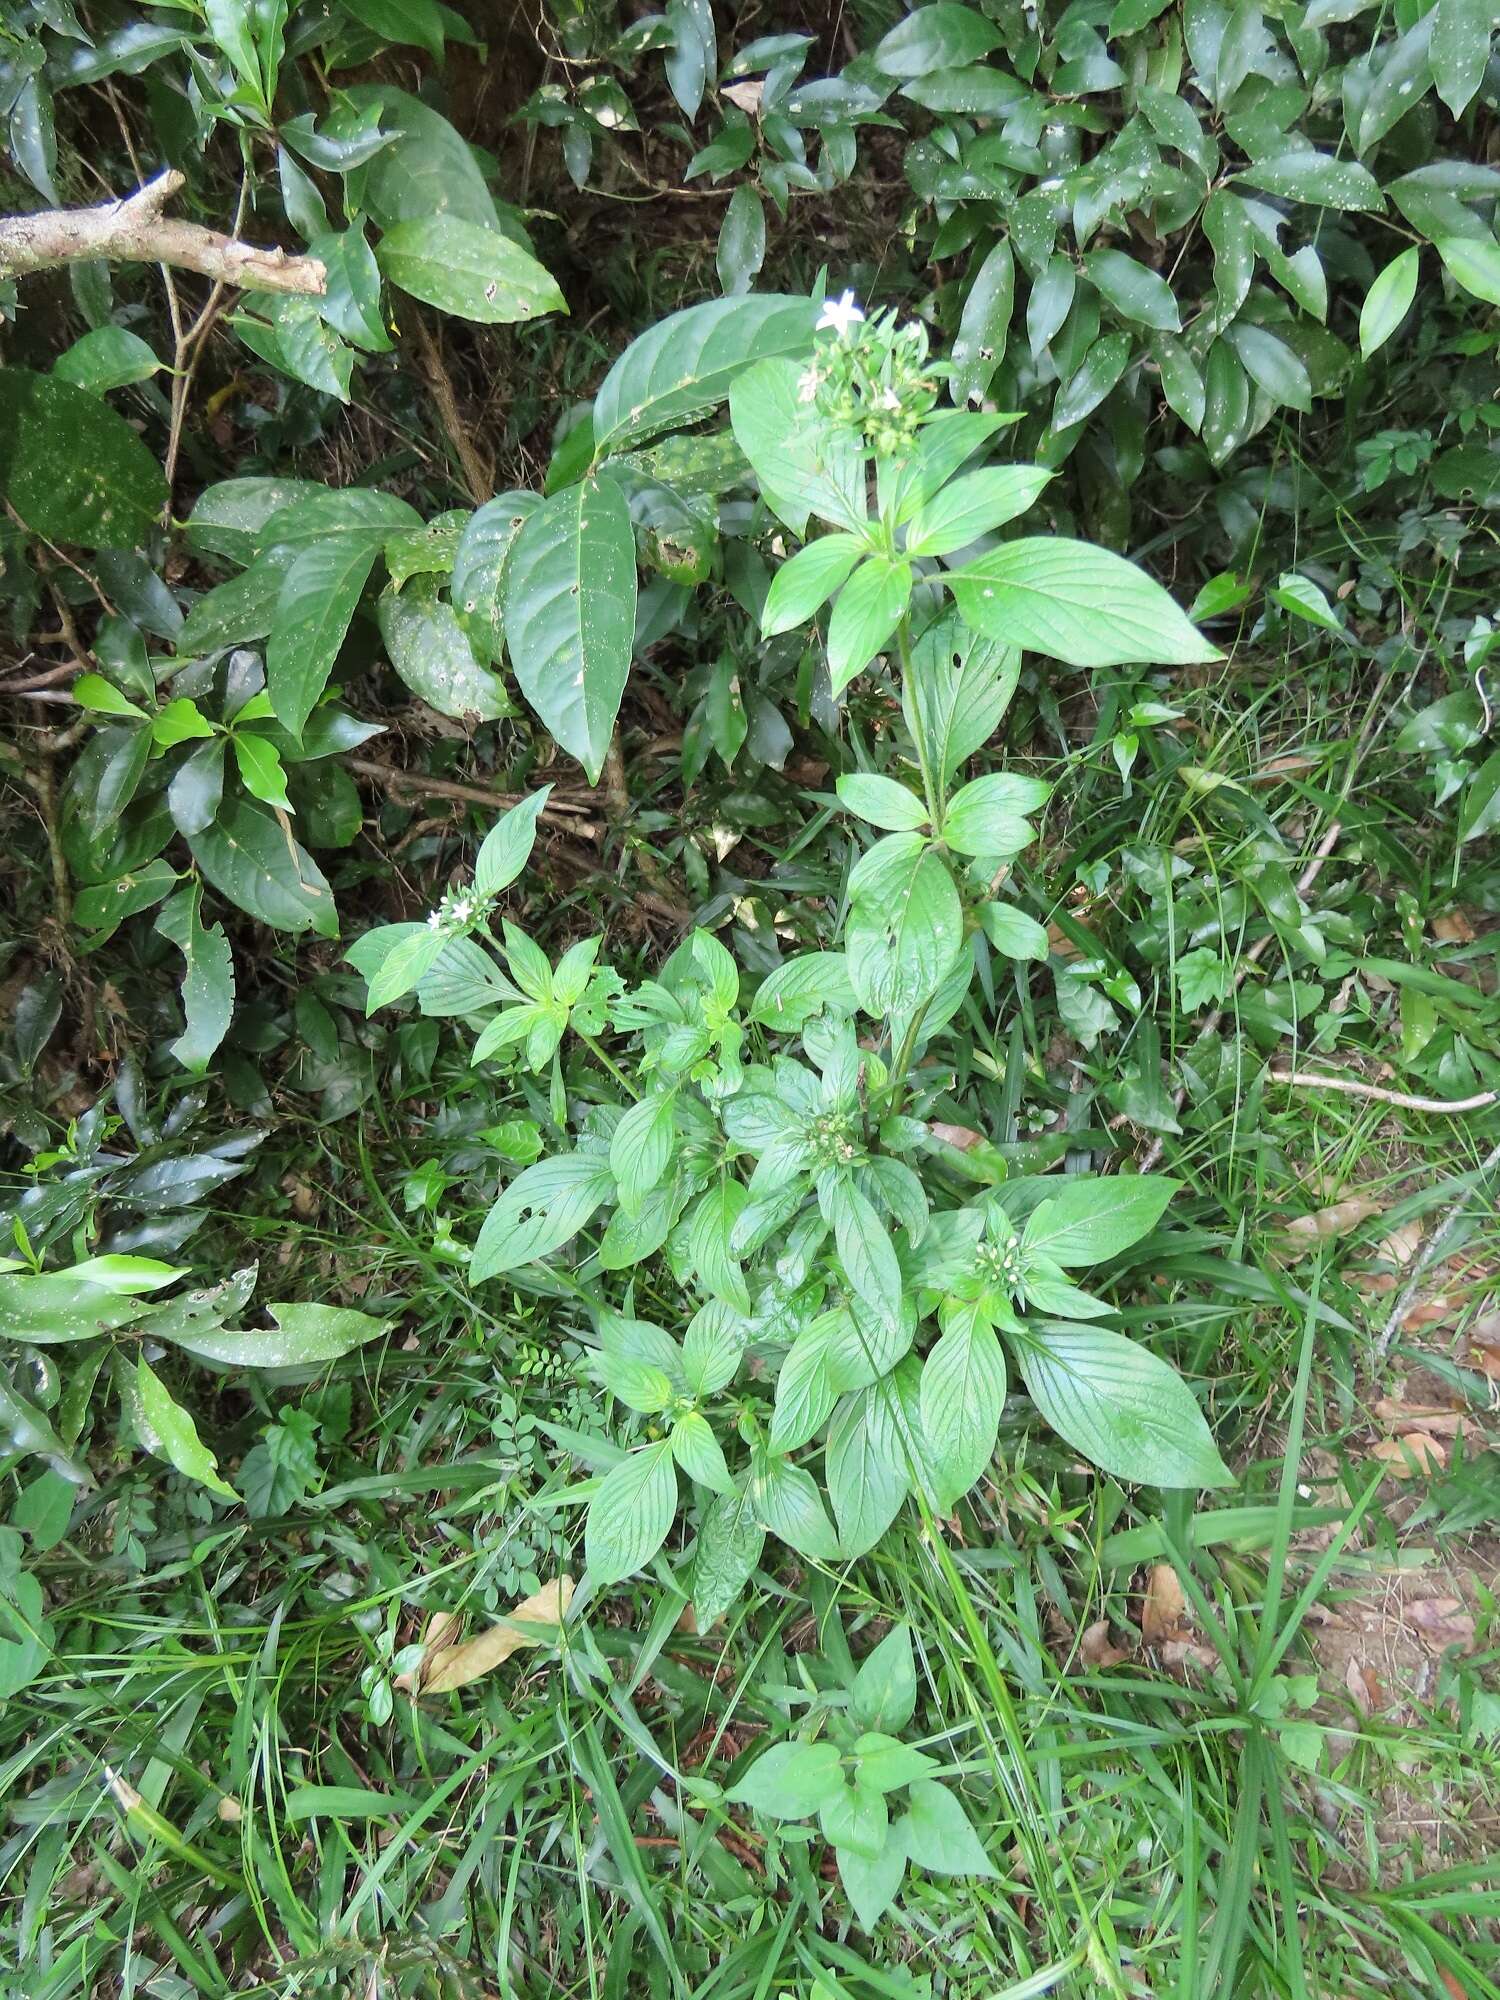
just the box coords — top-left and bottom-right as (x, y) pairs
(0, 170), (326, 294)
(411, 309), (493, 505)
(348, 757), (599, 836)
(1375, 1136), (1500, 1361)
(1266, 1071), (1500, 1115)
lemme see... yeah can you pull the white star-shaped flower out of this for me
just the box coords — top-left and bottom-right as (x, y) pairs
(816, 290), (865, 340)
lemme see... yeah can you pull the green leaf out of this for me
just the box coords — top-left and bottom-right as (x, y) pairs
(751, 1451), (840, 1560)
(749, 952), (858, 1030)
(836, 772), (929, 831)
(905, 466), (1050, 558)
(342, 0), (446, 57)
(1224, 323), (1311, 413)
(165, 1302), (391, 1368)
(847, 842), (963, 1017)
(378, 592), (513, 722)
(60, 1256), (184, 1296)
(598, 1351), (674, 1413)
(155, 883), (234, 1073)
(979, 900), (1049, 960)
(1436, 235), (1500, 308)
(1202, 189), (1255, 324)
(837, 1834), (907, 1930)
(504, 477), (638, 783)
(727, 1740), (845, 1817)
(1270, 570), (1344, 632)
(584, 1439), (678, 1583)
(899, 1780), (995, 1876)
(1152, 335), (1205, 433)
(471, 1152), (616, 1279)
(942, 771), (1051, 857)
(376, 215), (565, 324)
(1052, 332), (1132, 431)
(1459, 746), (1500, 846)
(874, 2), (1003, 76)
(267, 538), (378, 739)
(691, 1483), (765, 1623)
(339, 86), (504, 231)
(232, 732), (293, 812)
(1234, 152), (1383, 211)
(769, 1327), (839, 1454)
(729, 356), (867, 536)
(716, 183), (766, 295)
(919, 1310), (1006, 1509)
(133, 1359), (237, 1500)
(949, 239), (1015, 407)
(0, 367), (166, 548)
(0, 1273), (144, 1346)
(364, 928), (450, 1011)
(827, 556), (912, 695)
(670, 1410), (734, 1493)
(474, 790), (551, 898)
(826, 1385), (910, 1557)
(451, 491), (540, 662)
(1015, 1321), (1233, 1487)
(947, 539), (1219, 667)
(901, 611), (1019, 791)
(234, 294), (353, 401)
(187, 798), (338, 938)
(1359, 247), (1420, 359)
(72, 671), (146, 719)
(610, 1090), (678, 1214)
(1018, 1175), (1177, 1267)
(821, 1779), (889, 1860)
(762, 532), (866, 635)
(593, 294), (817, 455)
(851, 1624), (918, 1733)
(1083, 249), (1181, 332)
(1432, 0), (1491, 115)
(53, 327), (161, 395)
(854, 1734), (938, 1794)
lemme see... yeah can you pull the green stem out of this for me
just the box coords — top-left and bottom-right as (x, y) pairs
(894, 615), (942, 833)
(576, 1030), (638, 1101)
(885, 998), (931, 1120)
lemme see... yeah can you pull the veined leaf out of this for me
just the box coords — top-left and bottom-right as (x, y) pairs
(593, 293), (817, 455)
(946, 539), (1219, 667)
(504, 477), (637, 783)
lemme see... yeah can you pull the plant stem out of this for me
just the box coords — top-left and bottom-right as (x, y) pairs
(894, 616), (942, 832)
(577, 1030), (639, 1101)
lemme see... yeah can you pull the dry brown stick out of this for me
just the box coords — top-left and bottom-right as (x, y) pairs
(348, 757), (600, 836)
(0, 170), (327, 293)
(411, 310), (493, 505)
(1266, 1071), (1499, 1115)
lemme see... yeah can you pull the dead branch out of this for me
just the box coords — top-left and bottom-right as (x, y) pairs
(0, 170), (326, 296)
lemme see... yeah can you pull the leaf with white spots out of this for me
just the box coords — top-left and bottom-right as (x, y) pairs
(503, 476), (637, 783)
(376, 215), (566, 325)
(378, 592), (513, 722)
(0, 367), (166, 549)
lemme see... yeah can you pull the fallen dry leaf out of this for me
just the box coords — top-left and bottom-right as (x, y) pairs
(1141, 1564), (1187, 1646)
(1372, 1396), (1467, 1439)
(1432, 912), (1476, 944)
(928, 1121), (983, 1151)
(1282, 1196), (1383, 1256)
(1408, 1598), (1476, 1654)
(406, 1577), (574, 1694)
(721, 79), (764, 115)
(1345, 1655), (1382, 1717)
(1079, 1618), (1130, 1668)
(1375, 1220), (1423, 1267)
(1369, 1433), (1448, 1477)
